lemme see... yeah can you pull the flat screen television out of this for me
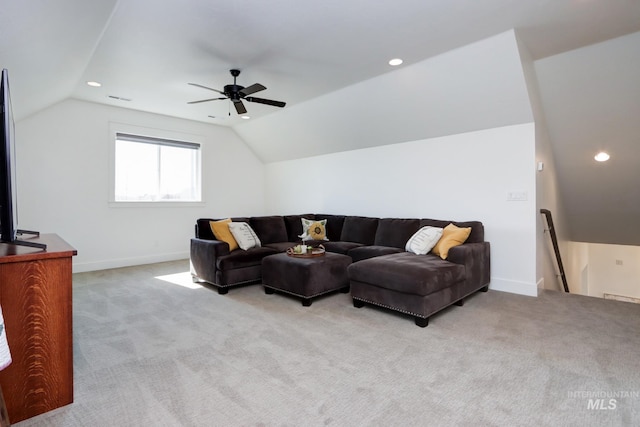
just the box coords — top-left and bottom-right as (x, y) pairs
(0, 68), (45, 250)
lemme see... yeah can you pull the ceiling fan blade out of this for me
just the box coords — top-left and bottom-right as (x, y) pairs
(188, 82), (225, 95)
(245, 96), (286, 108)
(239, 83), (266, 96)
(233, 100), (247, 114)
(187, 97), (227, 104)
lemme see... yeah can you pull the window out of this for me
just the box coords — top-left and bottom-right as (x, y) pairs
(114, 133), (201, 202)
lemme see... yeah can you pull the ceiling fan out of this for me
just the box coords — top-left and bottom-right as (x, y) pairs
(188, 69), (286, 115)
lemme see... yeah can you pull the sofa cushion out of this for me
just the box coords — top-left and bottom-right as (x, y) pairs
(348, 252), (465, 296)
(228, 222), (262, 250)
(209, 219), (239, 252)
(374, 218), (421, 248)
(405, 226), (443, 255)
(340, 216), (379, 245)
(196, 218), (217, 240)
(196, 217), (252, 240)
(231, 217), (252, 224)
(263, 242), (296, 252)
(348, 245), (404, 263)
(322, 241), (364, 255)
(315, 214), (345, 241)
(216, 246), (278, 270)
(432, 223), (472, 259)
(250, 216), (288, 244)
(284, 214), (314, 242)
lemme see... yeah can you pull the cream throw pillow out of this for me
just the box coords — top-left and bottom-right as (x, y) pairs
(209, 219), (239, 251)
(432, 223), (472, 259)
(405, 226), (443, 255)
(228, 222), (262, 250)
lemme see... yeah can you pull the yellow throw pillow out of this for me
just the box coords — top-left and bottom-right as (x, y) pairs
(432, 223), (472, 259)
(209, 219), (239, 251)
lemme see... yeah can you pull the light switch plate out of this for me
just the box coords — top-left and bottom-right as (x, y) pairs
(507, 191), (528, 201)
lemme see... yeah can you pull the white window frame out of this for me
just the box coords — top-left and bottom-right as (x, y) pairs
(109, 123), (204, 207)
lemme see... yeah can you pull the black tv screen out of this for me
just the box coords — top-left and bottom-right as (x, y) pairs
(0, 68), (18, 243)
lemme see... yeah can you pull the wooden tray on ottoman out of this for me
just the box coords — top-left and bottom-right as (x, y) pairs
(286, 245), (325, 258)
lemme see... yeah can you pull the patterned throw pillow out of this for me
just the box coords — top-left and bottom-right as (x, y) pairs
(227, 222), (262, 250)
(299, 218), (328, 241)
(405, 226), (443, 255)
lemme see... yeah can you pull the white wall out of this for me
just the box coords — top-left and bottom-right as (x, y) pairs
(16, 99), (265, 272)
(566, 242), (640, 300)
(588, 244), (640, 299)
(265, 123), (538, 296)
(566, 241), (589, 294)
(515, 32), (569, 292)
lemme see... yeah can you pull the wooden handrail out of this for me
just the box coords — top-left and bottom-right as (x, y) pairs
(540, 209), (569, 292)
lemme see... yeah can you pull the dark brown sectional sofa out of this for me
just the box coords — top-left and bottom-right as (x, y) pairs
(190, 214), (490, 327)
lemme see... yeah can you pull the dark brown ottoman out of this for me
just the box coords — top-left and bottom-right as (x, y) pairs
(262, 252), (352, 306)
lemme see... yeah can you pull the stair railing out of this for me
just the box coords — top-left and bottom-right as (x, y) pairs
(540, 209), (569, 292)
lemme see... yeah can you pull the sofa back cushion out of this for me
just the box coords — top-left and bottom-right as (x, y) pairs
(315, 214), (346, 241)
(250, 216), (288, 244)
(420, 219), (484, 243)
(340, 216), (379, 245)
(196, 218), (216, 239)
(374, 218), (421, 248)
(196, 217), (251, 240)
(284, 214), (315, 242)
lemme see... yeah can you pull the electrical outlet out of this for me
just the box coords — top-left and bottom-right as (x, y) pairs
(616, 259), (623, 266)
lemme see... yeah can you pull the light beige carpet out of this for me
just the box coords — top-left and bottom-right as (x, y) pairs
(14, 260), (640, 426)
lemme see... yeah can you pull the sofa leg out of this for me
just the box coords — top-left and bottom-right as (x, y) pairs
(455, 298), (464, 306)
(340, 286), (350, 293)
(264, 287), (275, 295)
(301, 298), (312, 307)
(415, 317), (429, 328)
(217, 287), (229, 295)
(353, 298), (365, 308)
(480, 285), (489, 292)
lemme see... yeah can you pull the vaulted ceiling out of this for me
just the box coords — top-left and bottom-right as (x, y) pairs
(1, 0), (640, 245)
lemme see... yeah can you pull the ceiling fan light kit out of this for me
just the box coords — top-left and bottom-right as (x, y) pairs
(188, 69), (286, 116)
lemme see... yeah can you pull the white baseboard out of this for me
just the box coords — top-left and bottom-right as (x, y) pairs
(72, 251), (189, 273)
(488, 277), (539, 297)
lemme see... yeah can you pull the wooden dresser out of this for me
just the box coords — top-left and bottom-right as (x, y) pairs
(0, 234), (76, 423)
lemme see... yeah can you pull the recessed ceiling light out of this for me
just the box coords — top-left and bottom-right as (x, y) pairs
(388, 58), (403, 66)
(594, 152), (610, 162)
(86, 81), (102, 87)
(241, 115), (250, 120)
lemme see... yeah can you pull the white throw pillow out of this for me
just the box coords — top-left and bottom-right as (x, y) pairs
(405, 226), (444, 255)
(228, 222), (262, 250)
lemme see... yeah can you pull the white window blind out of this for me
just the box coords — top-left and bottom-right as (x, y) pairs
(114, 133), (201, 202)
